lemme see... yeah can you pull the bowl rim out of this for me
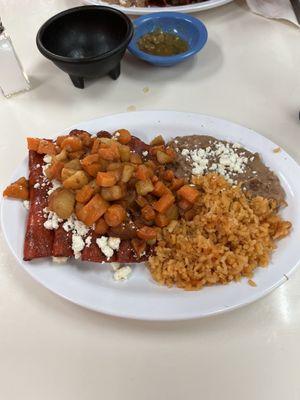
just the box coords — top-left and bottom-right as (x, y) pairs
(36, 5), (134, 63)
(127, 12), (208, 65)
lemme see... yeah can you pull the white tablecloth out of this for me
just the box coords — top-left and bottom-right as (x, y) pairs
(0, 1), (300, 399)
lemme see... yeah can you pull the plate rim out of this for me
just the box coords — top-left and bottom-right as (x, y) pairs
(1, 110), (300, 321)
(81, 0), (233, 15)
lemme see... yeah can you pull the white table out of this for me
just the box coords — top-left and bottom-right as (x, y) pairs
(1, 1), (300, 399)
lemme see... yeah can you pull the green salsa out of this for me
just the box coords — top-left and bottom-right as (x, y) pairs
(137, 29), (189, 57)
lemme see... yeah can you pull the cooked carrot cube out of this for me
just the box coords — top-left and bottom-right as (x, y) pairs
(37, 139), (56, 155)
(141, 205), (156, 221)
(61, 136), (83, 152)
(91, 138), (101, 154)
(27, 137), (40, 151)
(170, 178), (185, 191)
(96, 171), (117, 187)
(136, 195), (148, 208)
(56, 135), (68, 147)
(82, 163), (101, 177)
(81, 154), (99, 166)
(46, 161), (64, 180)
(76, 185), (94, 203)
(137, 226), (157, 241)
(149, 145), (165, 156)
(3, 177), (29, 200)
(177, 185), (199, 204)
(163, 170), (174, 182)
(68, 150), (85, 160)
(153, 193), (175, 214)
(99, 144), (120, 161)
(77, 194), (109, 226)
(104, 204), (126, 227)
(152, 181), (168, 197)
(135, 165), (152, 181)
(94, 218), (108, 235)
(116, 129), (132, 144)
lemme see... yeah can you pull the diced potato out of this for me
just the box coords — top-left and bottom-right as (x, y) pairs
(137, 226), (157, 240)
(121, 164), (135, 183)
(45, 161), (64, 181)
(104, 204), (126, 227)
(56, 135), (68, 147)
(155, 213), (169, 228)
(116, 129), (132, 144)
(77, 194), (109, 226)
(65, 159), (82, 170)
(135, 179), (154, 196)
(63, 170), (89, 190)
(61, 167), (77, 182)
(94, 218), (108, 235)
(119, 145), (131, 162)
(101, 185), (123, 201)
(135, 195), (148, 208)
(89, 179), (100, 193)
(150, 135), (165, 146)
(156, 151), (173, 164)
(61, 136), (83, 152)
(48, 188), (75, 219)
(3, 177), (29, 200)
(54, 149), (68, 162)
(141, 205), (156, 221)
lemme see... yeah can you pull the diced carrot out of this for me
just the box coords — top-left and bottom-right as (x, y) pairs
(91, 138), (101, 154)
(170, 178), (185, 191)
(117, 129), (132, 144)
(153, 193), (175, 214)
(141, 205), (156, 221)
(104, 204), (126, 227)
(37, 139), (56, 155)
(131, 238), (146, 259)
(155, 213), (169, 228)
(70, 130), (91, 147)
(76, 184), (94, 203)
(177, 185), (199, 204)
(3, 177), (29, 200)
(163, 170), (174, 182)
(135, 165), (152, 181)
(82, 163), (101, 177)
(99, 144), (120, 161)
(56, 135), (68, 147)
(152, 181), (168, 197)
(27, 137), (40, 151)
(81, 154), (99, 166)
(178, 198), (193, 210)
(130, 153), (142, 164)
(75, 202), (84, 215)
(96, 171), (117, 187)
(77, 194), (109, 226)
(137, 226), (157, 241)
(94, 218), (108, 235)
(61, 136), (83, 152)
(46, 161), (64, 180)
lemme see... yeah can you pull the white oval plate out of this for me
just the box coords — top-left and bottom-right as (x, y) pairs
(1, 111), (300, 321)
(82, 0), (233, 15)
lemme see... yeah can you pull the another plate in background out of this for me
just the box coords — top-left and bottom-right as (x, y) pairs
(1, 111), (300, 321)
(81, 0), (233, 15)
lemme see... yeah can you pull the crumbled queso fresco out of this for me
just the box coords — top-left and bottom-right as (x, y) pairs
(179, 141), (252, 185)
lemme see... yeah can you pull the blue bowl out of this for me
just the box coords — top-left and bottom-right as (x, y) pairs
(128, 12), (208, 67)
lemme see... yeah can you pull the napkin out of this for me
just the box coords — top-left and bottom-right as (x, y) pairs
(245, 0), (299, 27)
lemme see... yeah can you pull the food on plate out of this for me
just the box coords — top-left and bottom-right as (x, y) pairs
(106, 0), (208, 8)
(137, 29), (189, 56)
(3, 129), (291, 289)
(148, 174), (291, 290)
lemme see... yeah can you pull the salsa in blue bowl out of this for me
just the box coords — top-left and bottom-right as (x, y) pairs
(128, 12), (208, 67)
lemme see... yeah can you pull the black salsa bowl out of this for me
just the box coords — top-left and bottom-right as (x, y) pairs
(36, 6), (133, 88)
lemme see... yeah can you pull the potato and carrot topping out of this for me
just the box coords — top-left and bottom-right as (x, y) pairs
(4, 129), (203, 259)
